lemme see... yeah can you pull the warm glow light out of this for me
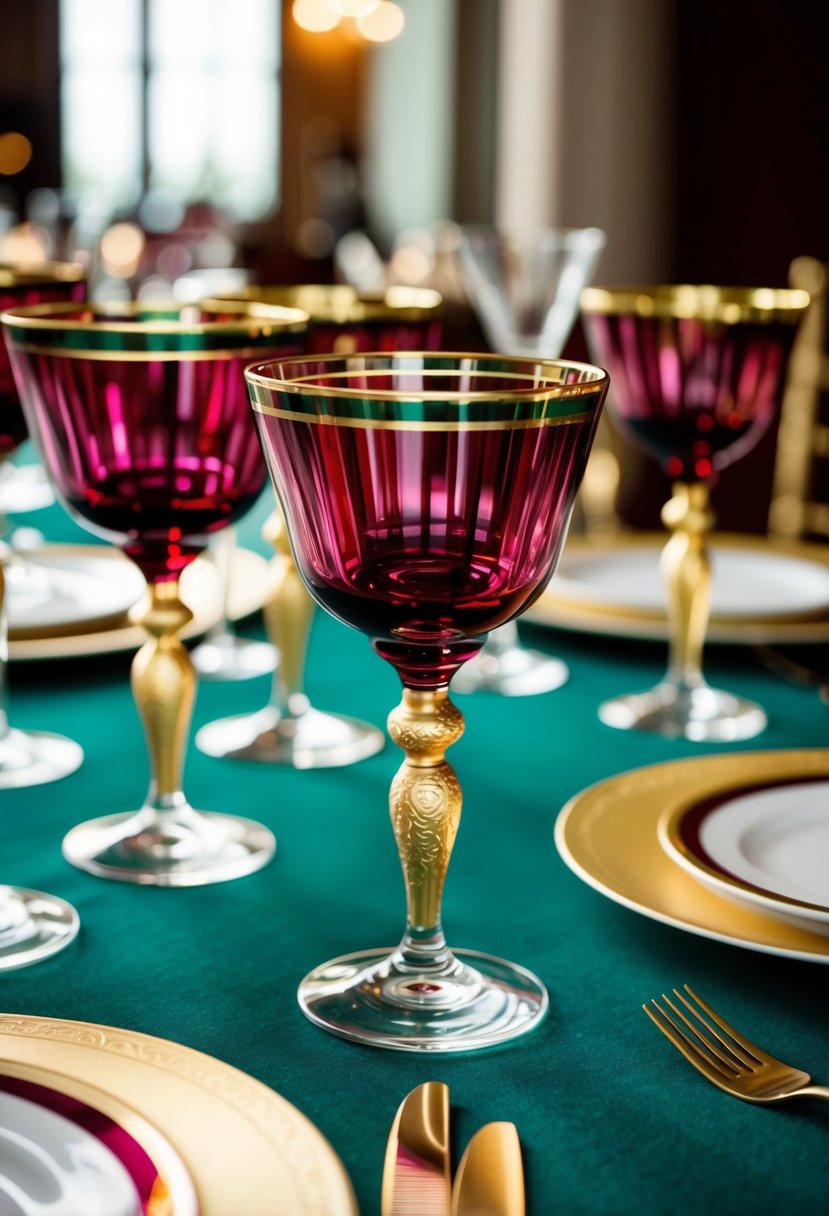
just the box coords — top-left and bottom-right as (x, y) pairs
(293, 0), (340, 32)
(328, 0), (379, 15)
(100, 222), (145, 278)
(356, 0), (404, 41)
(0, 132), (33, 175)
(0, 223), (49, 263)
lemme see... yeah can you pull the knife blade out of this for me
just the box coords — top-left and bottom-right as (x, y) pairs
(381, 1081), (451, 1216)
(451, 1122), (525, 1216)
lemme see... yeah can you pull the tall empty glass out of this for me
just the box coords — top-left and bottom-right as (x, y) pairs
(1, 262), (87, 790)
(454, 227), (606, 695)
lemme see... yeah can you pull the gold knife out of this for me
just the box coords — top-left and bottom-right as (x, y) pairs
(451, 1122), (525, 1216)
(381, 1081), (451, 1216)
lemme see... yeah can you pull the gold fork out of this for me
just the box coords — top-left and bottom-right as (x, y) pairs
(644, 984), (829, 1104)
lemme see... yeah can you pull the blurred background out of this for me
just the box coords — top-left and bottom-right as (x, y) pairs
(1, 0), (828, 530)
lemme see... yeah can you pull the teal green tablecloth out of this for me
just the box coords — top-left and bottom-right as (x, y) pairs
(4, 486), (829, 1214)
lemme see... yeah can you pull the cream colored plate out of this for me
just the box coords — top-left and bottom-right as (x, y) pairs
(530, 533), (829, 644)
(8, 546), (271, 661)
(554, 749), (829, 964)
(0, 1015), (356, 1216)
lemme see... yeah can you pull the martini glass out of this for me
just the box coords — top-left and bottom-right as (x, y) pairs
(0, 262), (87, 790)
(2, 299), (307, 885)
(195, 285), (442, 769)
(581, 285), (809, 741)
(247, 351), (608, 1051)
(454, 226), (606, 696)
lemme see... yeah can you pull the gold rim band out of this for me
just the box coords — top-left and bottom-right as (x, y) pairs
(580, 284), (810, 323)
(250, 399), (594, 431)
(10, 341), (292, 363)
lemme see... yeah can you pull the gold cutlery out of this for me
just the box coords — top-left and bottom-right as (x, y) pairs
(644, 984), (829, 1104)
(381, 1081), (451, 1215)
(451, 1122), (525, 1216)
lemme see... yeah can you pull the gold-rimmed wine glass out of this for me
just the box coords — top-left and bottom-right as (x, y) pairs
(581, 284), (809, 741)
(194, 285), (442, 769)
(3, 299), (307, 885)
(247, 350), (608, 1051)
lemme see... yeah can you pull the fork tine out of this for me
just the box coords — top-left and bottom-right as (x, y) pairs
(680, 985), (769, 1066)
(643, 998), (737, 1081)
(663, 991), (750, 1072)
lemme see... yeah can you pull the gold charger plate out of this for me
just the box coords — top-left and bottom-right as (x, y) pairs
(529, 533), (829, 644)
(554, 749), (829, 963)
(0, 1014), (357, 1216)
(8, 545), (271, 661)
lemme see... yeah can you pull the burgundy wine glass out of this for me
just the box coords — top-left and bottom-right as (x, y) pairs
(195, 285), (442, 770)
(2, 299), (307, 885)
(582, 285), (809, 741)
(247, 351), (608, 1051)
(0, 262), (87, 793)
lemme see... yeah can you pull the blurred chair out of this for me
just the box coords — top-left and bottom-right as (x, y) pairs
(769, 257), (829, 541)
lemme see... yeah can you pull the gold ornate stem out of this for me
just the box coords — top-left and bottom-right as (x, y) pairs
(262, 510), (314, 713)
(130, 579), (195, 803)
(660, 481), (716, 687)
(387, 688), (464, 936)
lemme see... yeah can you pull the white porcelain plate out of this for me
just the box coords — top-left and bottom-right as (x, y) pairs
(6, 547), (145, 637)
(552, 541), (829, 619)
(659, 777), (829, 934)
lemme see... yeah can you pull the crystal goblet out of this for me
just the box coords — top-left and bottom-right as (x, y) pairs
(0, 262), (87, 791)
(195, 285), (442, 769)
(581, 285), (809, 741)
(3, 300), (307, 885)
(454, 226), (606, 696)
(247, 351), (608, 1051)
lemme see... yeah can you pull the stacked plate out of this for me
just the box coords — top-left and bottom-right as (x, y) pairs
(7, 544), (271, 661)
(555, 749), (829, 964)
(530, 533), (829, 644)
(0, 1014), (356, 1215)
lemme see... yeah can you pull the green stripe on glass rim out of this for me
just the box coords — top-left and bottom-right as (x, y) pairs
(246, 354), (607, 428)
(0, 299), (308, 355)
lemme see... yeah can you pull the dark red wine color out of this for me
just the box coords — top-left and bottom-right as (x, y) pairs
(258, 409), (599, 686)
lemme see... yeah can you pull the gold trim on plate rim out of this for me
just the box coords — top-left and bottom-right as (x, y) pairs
(0, 1014), (357, 1216)
(554, 749), (829, 964)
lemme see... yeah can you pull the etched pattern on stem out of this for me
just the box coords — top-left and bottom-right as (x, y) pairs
(387, 689), (464, 932)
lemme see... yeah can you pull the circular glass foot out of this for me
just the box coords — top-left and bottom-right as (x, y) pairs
(0, 728), (84, 790)
(452, 645), (568, 696)
(61, 806), (276, 886)
(298, 947), (548, 1052)
(190, 633), (277, 682)
(599, 681), (767, 742)
(0, 886), (79, 971)
(195, 704), (385, 769)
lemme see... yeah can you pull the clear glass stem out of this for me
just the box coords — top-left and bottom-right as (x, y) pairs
(131, 577), (195, 812)
(660, 481), (715, 689)
(387, 686), (464, 976)
(484, 619), (519, 657)
(263, 510), (314, 719)
(203, 526), (237, 642)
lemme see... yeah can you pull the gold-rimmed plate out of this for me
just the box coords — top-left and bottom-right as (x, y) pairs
(659, 775), (829, 935)
(530, 533), (829, 643)
(8, 545), (271, 661)
(554, 749), (829, 964)
(0, 1014), (357, 1216)
(0, 1068), (197, 1214)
